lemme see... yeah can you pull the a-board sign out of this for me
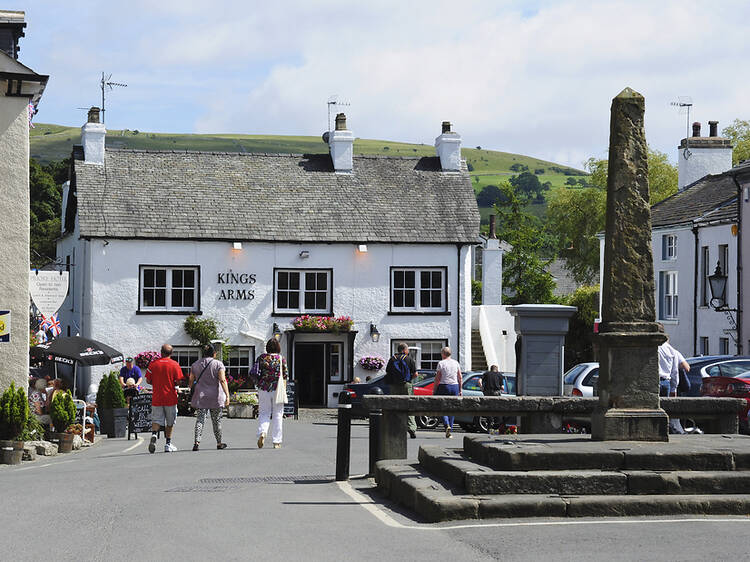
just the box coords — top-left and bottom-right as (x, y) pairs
(128, 393), (152, 439)
(74, 404), (84, 426)
(284, 380), (297, 418)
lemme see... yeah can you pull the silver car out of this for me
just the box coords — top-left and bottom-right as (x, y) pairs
(562, 362), (599, 397)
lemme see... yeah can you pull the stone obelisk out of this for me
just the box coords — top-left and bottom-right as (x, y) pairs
(591, 88), (668, 442)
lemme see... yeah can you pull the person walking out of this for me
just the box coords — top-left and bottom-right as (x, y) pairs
(657, 328), (690, 434)
(481, 365), (504, 434)
(145, 344), (183, 453)
(190, 344), (230, 451)
(255, 338), (288, 449)
(433, 346), (462, 438)
(385, 342), (418, 439)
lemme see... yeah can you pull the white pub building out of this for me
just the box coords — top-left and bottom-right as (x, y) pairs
(57, 111), (483, 406)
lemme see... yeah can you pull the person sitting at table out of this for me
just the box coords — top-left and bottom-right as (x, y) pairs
(123, 377), (139, 404)
(29, 378), (52, 426)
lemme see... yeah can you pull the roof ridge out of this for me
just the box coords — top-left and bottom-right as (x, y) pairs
(102, 148), (435, 161)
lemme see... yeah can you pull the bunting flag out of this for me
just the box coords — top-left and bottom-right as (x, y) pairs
(40, 315), (52, 331)
(28, 103), (36, 128)
(48, 314), (62, 337)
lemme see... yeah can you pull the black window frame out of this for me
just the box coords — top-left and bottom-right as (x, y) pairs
(388, 266), (449, 315)
(137, 265), (201, 315)
(272, 267), (333, 316)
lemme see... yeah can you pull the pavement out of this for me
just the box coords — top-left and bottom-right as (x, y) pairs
(1, 410), (749, 561)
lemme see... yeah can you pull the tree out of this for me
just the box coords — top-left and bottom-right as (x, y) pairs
(29, 158), (69, 267)
(509, 171), (545, 200)
(562, 285), (600, 369)
(494, 182), (556, 304)
(477, 184), (506, 207)
(722, 119), (750, 166)
(566, 177), (577, 186)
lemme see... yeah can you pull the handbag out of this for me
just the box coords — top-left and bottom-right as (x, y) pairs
(189, 359), (213, 402)
(273, 354), (288, 405)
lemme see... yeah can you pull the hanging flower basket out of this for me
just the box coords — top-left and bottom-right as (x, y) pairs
(134, 350), (160, 370)
(292, 315), (353, 333)
(359, 355), (385, 371)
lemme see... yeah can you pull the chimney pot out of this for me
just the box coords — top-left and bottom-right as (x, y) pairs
(442, 121), (452, 134)
(709, 120), (719, 137)
(87, 106), (101, 124)
(692, 122), (701, 137)
(335, 113), (347, 131)
(489, 215), (497, 239)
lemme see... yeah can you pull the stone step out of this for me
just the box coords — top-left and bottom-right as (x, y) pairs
(374, 460), (750, 522)
(462, 434), (750, 472)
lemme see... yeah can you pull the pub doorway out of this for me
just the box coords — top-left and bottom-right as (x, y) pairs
(295, 343), (325, 406)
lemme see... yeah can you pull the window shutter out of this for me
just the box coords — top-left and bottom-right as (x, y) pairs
(658, 271), (665, 319)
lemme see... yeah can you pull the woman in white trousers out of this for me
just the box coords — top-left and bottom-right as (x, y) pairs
(254, 338), (288, 449)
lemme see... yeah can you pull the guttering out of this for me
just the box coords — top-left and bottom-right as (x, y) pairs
(732, 174), (744, 353)
(692, 224), (699, 356)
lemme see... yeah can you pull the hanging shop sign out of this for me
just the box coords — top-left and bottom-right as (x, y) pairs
(29, 271), (69, 319)
(0, 310), (9, 343)
(217, 269), (256, 301)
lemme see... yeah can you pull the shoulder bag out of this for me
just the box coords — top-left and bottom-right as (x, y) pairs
(273, 354), (288, 405)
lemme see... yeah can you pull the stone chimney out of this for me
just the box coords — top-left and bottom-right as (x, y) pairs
(81, 106), (106, 165)
(329, 112), (353, 173)
(678, 120), (733, 190)
(0, 10), (26, 60)
(435, 121), (462, 171)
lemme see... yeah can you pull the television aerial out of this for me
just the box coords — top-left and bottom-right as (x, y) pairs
(100, 72), (127, 124)
(670, 96), (693, 160)
(327, 95), (350, 132)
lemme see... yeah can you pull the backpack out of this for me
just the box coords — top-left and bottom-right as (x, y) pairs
(390, 354), (412, 383)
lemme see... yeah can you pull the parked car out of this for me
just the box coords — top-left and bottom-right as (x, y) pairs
(700, 369), (750, 433)
(562, 362), (599, 397)
(684, 356), (750, 396)
(413, 371), (516, 432)
(342, 370), (435, 418)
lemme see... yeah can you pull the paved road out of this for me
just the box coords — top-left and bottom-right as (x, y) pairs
(1, 413), (749, 561)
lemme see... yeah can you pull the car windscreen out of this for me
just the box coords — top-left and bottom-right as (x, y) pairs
(716, 361), (750, 377)
(563, 364), (587, 384)
(503, 375), (516, 395)
(582, 368), (599, 386)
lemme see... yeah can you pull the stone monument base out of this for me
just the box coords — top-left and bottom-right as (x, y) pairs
(591, 407), (668, 442)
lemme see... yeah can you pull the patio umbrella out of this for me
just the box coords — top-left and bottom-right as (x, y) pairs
(31, 336), (124, 398)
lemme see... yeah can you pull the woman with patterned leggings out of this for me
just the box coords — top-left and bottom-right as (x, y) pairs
(189, 344), (230, 450)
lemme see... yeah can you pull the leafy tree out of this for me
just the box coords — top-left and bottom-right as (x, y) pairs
(494, 182), (556, 304)
(534, 168), (545, 175)
(29, 158), (69, 267)
(509, 171), (546, 200)
(509, 163), (528, 173)
(546, 186), (606, 284)
(562, 285), (600, 369)
(471, 280), (482, 305)
(565, 177), (577, 186)
(477, 184), (506, 207)
(722, 119), (750, 165)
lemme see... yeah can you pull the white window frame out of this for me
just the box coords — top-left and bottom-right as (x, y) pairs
(700, 337), (709, 356)
(662, 234), (677, 260)
(139, 265), (199, 312)
(719, 338), (730, 355)
(659, 271), (678, 320)
(391, 267), (447, 313)
(225, 346), (256, 380)
(392, 340), (447, 370)
(171, 346), (200, 378)
(274, 269), (332, 314)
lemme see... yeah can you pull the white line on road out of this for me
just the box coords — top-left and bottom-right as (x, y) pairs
(336, 481), (750, 531)
(13, 459), (75, 472)
(122, 437), (143, 453)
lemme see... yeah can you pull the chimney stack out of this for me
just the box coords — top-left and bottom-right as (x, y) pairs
(81, 106), (106, 165)
(329, 112), (353, 173)
(678, 119), (732, 190)
(488, 215), (497, 239)
(435, 120), (462, 171)
(0, 10), (26, 59)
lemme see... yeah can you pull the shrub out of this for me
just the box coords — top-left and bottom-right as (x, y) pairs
(0, 383), (29, 440)
(105, 373), (127, 409)
(184, 314), (220, 345)
(96, 373), (112, 409)
(20, 415), (45, 442)
(50, 391), (76, 433)
(472, 279), (482, 305)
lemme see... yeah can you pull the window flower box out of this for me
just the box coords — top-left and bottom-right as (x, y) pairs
(292, 315), (353, 333)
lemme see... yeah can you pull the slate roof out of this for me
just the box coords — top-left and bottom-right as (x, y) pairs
(651, 173), (737, 228)
(72, 149), (480, 243)
(546, 258), (585, 297)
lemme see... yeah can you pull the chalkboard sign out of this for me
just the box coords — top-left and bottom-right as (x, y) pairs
(74, 404), (84, 426)
(128, 393), (153, 440)
(284, 380), (297, 419)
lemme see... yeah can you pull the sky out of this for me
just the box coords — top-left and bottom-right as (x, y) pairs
(15, 0), (750, 168)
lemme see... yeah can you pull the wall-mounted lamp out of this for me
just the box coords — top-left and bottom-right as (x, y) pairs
(708, 262), (735, 312)
(299, 250), (310, 259)
(273, 323), (282, 341)
(232, 242), (243, 251)
(357, 244), (368, 253)
(370, 323), (380, 343)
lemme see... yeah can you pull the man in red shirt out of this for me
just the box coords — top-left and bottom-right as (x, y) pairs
(146, 344), (183, 453)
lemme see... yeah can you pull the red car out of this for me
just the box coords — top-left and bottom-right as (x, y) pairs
(701, 371), (750, 433)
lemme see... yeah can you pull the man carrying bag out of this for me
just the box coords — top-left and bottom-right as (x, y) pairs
(385, 342), (418, 439)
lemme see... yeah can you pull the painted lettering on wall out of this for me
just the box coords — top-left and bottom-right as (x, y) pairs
(217, 269), (256, 301)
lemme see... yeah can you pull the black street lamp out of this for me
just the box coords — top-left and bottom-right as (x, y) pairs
(708, 262), (736, 312)
(369, 323), (380, 343)
(272, 323), (282, 341)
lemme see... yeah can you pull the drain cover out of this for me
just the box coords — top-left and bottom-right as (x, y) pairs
(200, 474), (334, 484)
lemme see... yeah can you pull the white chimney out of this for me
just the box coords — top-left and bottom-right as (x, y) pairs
(677, 120), (733, 190)
(329, 112), (353, 173)
(435, 121), (461, 171)
(81, 106), (106, 165)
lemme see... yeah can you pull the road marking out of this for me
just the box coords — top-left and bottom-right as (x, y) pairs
(336, 481), (750, 530)
(122, 437), (143, 453)
(13, 459), (75, 472)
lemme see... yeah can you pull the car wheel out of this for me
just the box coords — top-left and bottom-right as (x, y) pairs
(474, 416), (491, 433)
(416, 415), (439, 429)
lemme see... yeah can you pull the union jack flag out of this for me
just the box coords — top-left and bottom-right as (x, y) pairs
(40, 315), (52, 331)
(48, 314), (61, 337)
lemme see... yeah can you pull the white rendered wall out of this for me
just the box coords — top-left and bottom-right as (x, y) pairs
(60, 238), (473, 401)
(678, 147), (733, 190)
(0, 96), (30, 391)
(482, 239), (503, 305)
(472, 305), (516, 372)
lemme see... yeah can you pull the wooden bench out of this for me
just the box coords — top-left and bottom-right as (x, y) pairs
(361, 395), (744, 460)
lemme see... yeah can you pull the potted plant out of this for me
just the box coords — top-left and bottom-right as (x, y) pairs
(0, 382), (29, 465)
(49, 390), (76, 453)
(359, 355), (385, 371)
(227, 391), (259, 419)
(107, 373), (129, 438)
(96, 372), (114, 436)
